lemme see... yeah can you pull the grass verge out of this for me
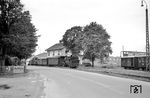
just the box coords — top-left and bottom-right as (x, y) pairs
(77, 66), (150, 82)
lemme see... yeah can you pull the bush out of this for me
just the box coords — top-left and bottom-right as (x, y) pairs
(5, 56), (12, 66)
(5, 56), (20, 66)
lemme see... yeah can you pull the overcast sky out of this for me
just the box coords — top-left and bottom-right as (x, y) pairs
(22, 0), (150, 56)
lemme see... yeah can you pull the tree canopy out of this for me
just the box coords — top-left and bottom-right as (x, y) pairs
(0, 0), (38, 60)
(61, 26), (82, 55)
(81, 22), (112, 66)
(7, 11), (38, 59)
(61, 22), (112, 67)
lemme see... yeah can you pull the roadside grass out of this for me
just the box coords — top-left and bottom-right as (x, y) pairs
(78, 61), (150, 82)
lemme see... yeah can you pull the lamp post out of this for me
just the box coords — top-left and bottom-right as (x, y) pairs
(141, 0), (150, 71)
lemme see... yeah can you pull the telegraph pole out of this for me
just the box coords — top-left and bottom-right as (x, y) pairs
(141, 0), (150, 71)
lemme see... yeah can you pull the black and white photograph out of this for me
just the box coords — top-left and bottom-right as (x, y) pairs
(0, 0), (150, 98)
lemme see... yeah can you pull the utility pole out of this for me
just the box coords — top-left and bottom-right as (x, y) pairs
(141, 0), (150, 71)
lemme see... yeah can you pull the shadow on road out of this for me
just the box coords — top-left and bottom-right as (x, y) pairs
(0, 84), (11, 90)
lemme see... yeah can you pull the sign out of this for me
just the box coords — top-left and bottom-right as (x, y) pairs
(13, 66), (24, 73)
(6, 66), (25, 73)
(130, 85), (142, 94)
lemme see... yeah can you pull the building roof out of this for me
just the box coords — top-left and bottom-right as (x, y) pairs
(46, 43), (65, 51)
(35, 52), (47, 59)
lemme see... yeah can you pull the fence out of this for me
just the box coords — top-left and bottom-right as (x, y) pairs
(0, 65), (26, 74)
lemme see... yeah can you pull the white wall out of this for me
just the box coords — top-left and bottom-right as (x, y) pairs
(47, 48), (72, 57)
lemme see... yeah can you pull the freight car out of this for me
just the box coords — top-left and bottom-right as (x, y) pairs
(41, 58), (47, 66)
(28, 57), (39, 65)
(121, 56), (146, 70)
(47, 56), (65, 66)
(29, 56), (64, 66)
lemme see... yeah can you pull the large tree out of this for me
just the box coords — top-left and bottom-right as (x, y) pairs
(0, 0), (37, 68)
(81, 22), (112, 67)
(61, 26), (83, 55)
(7, 11), (38, 59)
(61, 22), (112, 67)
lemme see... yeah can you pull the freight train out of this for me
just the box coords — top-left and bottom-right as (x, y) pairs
(121, 56), (147, 70)
(28, 55), (79, 68)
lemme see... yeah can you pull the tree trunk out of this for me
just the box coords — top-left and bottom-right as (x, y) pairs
(0, 56), (5, 73)
(0, 47), (2, 71)
(24, 58), (27, 73)
(0, 47), (6, 73)
(91, 56), (95, 67)
(0, 59), (3, 72)
(100, 57), (104, 64)
(91, 60), (94, 67)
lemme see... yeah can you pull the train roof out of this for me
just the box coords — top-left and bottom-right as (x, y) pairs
(121, 55), (146, 58)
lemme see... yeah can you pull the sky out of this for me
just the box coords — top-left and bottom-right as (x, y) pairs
(21, 0), (150, 56)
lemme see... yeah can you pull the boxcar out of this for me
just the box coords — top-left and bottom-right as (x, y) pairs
(47, 56), (65, 66)
(135, 56), (146, 70)
(29, 58), (38, 65)
(121, 56), (146, 70)
(37, 59), (42, 65)
(41, 58), (47, 66)
(47, 57), (58, 66)
(121, 57), (134, 69)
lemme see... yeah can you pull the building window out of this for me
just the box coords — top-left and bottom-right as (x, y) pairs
(58, 50), (60, 55)
(48, 52), (50, 56)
